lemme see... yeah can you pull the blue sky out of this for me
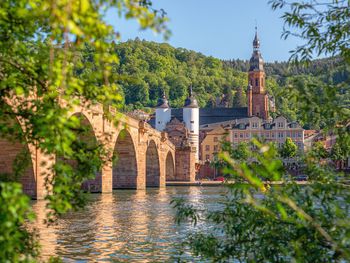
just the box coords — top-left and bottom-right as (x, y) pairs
(106, 0), (302, 62)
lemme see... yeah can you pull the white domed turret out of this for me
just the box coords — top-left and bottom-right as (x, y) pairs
(155, 91), (171, 131)
(183, 86), (199, 162)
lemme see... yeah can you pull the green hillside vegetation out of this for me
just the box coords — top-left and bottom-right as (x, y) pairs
(108, 39), (349, 129)
(224, 56), (349, 86)
(112, 39), (250, 110)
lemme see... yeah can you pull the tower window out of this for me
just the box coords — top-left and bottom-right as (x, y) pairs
(255, 78), (259, 86)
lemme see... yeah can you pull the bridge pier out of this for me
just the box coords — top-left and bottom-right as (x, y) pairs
(33, 148), (55, 200)
(101, 160), (113, 193)
(136, 148), (146, 190)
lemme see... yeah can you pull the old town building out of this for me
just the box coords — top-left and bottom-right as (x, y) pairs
(151, 29), (305, 179)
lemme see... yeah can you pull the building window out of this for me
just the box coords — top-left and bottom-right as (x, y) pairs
(240, 133), (243, 138)
(246, 133), (250, 138)
(271, 132), (275, 138)
(298, 132), (302, 138)
(158, 121), (161, 124)
(239, 123), (245, 130)
(255, 78), (259, 86)
(205, 145), (210, 151)
(278, 132), (284, 138)
(213, 145), (218, 152)
(278, 122), (284, 128)
(190, 120), (194, 124)
(286, 131), (290, 137)
(191, 130), (194, 133)
(214, 137), (218, 142)
(252, 122), (258, 129)
(234, 133), (238, 138)
(205, 154), (210, 160)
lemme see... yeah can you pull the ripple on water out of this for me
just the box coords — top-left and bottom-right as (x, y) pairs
(32, 186), (227, 262)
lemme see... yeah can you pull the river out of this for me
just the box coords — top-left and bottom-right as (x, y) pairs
(32, 186), (227, 262)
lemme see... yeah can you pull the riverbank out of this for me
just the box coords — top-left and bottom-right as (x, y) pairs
(166, 180), (310, 187)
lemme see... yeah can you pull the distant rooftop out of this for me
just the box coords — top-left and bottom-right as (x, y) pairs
(148, 107), (248, 128)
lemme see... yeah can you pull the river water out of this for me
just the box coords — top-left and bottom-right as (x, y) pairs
(32, 186), (227, 262)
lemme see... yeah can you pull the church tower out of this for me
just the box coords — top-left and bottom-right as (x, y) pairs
(247, 28), (269, 119)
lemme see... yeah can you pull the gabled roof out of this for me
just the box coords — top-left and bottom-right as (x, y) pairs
(171, 107), (248, 126)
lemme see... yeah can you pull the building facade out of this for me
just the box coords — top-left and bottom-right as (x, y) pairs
(151, 29), (305, 180)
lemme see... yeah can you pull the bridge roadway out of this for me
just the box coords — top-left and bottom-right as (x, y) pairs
(0, 98), (176, 199)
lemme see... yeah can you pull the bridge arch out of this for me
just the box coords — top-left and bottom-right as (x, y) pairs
(0, 114), (36, 198)
(65, 112), (102, 192)
(146, 140), (160, 187)
(165, 151), (175, 181)
(112, 129), (138, 189)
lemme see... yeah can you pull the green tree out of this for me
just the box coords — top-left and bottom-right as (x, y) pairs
(331, 140), (349, 161)
(279, 137), (298, 158)
(309, 141), (329, 160)
(231, 86), (246, 107)
(0, 0), (168, 261)
(174, 1), (350, 262)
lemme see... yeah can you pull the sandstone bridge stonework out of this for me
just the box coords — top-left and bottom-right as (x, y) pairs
(0, 101), (176, 199)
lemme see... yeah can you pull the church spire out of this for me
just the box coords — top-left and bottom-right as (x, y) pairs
(253, 26), (260, 50)
(249, 26), (264, 72)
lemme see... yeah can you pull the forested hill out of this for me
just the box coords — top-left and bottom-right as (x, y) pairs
(113, 39), (252, 111)
(111, 39), (349, 129)
(223, 56), (349, 85)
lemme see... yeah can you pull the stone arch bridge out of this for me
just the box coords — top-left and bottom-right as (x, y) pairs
(0, 101), (176, 199)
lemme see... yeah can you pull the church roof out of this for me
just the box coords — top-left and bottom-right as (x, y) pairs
(171, 107), (248, 125)
(148, 107), (248, 128)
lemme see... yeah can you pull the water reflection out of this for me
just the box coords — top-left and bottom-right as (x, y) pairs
(32, 186), (226, 262)
(31, 201), (58, 258)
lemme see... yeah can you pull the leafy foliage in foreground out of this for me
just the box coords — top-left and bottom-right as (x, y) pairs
(0, 0), (168, 261)
(174, 140), (350, 262)
(173, 1), (350, 262)
(0, 183), (39, 262)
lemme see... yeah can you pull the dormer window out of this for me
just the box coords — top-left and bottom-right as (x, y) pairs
(239, 123), (245, 130)
(278, 122), (284, 128)
(265, 123), (271, 129)
(252, 122), (258, 129)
